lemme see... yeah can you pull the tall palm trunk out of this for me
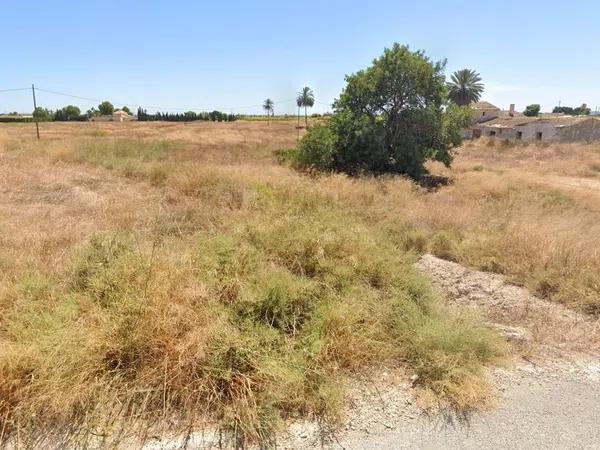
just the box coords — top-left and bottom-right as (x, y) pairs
(304, 106), (308, 128)
(297, 106), (301, 141)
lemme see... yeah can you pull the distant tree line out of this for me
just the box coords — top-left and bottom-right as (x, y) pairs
(137, 108), (237, 122)
(552, 104), (591, 116)
(26, 99), (238, 123)
(30, 101), (133, 122)
(32, 105), (87, 122)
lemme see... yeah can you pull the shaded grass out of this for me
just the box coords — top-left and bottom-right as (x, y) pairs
(0, 138), (505, 447)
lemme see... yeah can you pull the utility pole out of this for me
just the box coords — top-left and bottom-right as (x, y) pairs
(31, 84), (40, 140)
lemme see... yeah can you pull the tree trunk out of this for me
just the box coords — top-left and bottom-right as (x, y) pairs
(304, 106), (308, 128)
(297, 107), (301, 141)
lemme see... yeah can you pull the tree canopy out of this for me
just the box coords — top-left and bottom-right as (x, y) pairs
(98, 101), (114, 115)
(32, 107), (53, 121)
(553, 104), (591, 116)
(523, 104), (541, 117)
(447, 69), (484, 106)
(296, 87), (315, 127)
(263, 98), (274, 123)
(295, 43), (471, 180)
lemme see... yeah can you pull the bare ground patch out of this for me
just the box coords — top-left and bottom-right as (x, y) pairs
(415, 253), (600, 356)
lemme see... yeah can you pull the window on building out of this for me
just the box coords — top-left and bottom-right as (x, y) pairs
(488, 131), (496, 137)
(536, 132), (543, 141)
(516, 131), (522, 140)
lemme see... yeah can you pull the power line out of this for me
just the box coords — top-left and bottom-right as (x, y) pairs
(35, 88), (305, 113)
(0, 87), (30, 93)
(2, 85), (333, 113)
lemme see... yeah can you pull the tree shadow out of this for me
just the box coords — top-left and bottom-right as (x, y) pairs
(418, 175), (453, 191)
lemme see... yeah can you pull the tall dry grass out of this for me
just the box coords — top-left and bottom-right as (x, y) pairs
(1, 122), (598, 447)
(0, 125), (504, 448)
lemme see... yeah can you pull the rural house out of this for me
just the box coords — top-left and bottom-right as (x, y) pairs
(472, 101), (502, 123)
(90, 110), (135, 122)
(472, 115), (600, 142)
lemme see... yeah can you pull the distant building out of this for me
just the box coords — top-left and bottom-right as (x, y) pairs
(112, 110), (134, 122)
(90, 110), (135, 122)
(472, 116), (600, 142)
(472, 101), (523, 124)
(472, 101), (502, 123)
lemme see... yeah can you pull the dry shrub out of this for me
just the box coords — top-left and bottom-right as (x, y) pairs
(7, 123), (599, 447)
(0, 134), (505, 446)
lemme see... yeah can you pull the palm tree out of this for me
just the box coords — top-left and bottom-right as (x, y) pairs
(296, 97), (303, 141)
(296, 86), (315, 128)
(447, 69), (484, 106)
(263, 98), (274, 124)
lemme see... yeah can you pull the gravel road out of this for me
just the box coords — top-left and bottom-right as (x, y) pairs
(335, 370), (600, 450)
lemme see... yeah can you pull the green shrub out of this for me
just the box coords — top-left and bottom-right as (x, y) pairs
(295, 126), (336, 171)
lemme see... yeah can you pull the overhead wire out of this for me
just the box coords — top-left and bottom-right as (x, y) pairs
(1, 86), (333, 113)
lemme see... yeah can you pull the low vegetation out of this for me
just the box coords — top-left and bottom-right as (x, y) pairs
(0, 127), (506, 448)
(2, 115), (599, 447)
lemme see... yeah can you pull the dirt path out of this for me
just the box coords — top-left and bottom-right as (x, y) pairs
(326, 366), (600, 450)
(415, 254), (600, 354)
(545, 175), (600, 194)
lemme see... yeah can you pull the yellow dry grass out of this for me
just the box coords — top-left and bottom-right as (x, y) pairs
(0, 121), (598, 447)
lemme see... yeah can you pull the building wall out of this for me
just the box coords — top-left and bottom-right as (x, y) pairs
(470, 118), (600, 143)
(473, 108), (501, 123)
(556, 120), (600, 142)
(478, 126), (517, 139)
(515, 122), (559, 142)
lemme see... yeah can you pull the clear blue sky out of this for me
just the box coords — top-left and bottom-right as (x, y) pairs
(2, 1), (599, 115)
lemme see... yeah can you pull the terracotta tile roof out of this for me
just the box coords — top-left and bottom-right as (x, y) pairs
(473, 101), (500, 110)
(474, 116), (538, 129)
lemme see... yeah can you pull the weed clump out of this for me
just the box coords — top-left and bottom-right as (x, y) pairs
(0, 134), (510, 448)
(0, 183), (503, 447)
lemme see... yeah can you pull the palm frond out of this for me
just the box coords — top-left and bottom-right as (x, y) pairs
(447, 69), (484, 106)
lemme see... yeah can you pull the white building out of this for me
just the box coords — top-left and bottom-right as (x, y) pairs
(472, 116), (600, 142)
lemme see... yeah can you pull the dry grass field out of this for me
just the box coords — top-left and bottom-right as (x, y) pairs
(1, 121), (599, 447)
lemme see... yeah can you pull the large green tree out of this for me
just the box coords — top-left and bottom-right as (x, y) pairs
(295, 44), (470, 180)
(262, 98), (274, 124)
(448, 69), (484, 106)
(32, 107), (53, 121)
(296, 86), (315, 128)
(54, 105), (81, 121)
(98, 101), (114, 115)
